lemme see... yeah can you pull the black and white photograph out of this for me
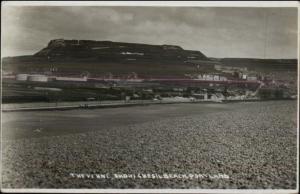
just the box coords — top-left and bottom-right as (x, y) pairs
(1, 1), (299, 193)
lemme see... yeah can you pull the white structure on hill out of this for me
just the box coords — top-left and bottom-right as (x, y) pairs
(28, 74), (48, 82)
(16, 74), (29, 81)
(55, 76), (87, 82)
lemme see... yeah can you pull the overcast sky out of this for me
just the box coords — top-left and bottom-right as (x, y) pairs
(2, 6), (298, 58)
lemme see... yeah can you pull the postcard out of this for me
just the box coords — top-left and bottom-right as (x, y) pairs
(1, 1), (299, 193)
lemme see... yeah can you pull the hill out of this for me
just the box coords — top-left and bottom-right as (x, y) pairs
(216, 58), (297, 71)
(2, 39), (211, 76)
(2, 39), (297, 76)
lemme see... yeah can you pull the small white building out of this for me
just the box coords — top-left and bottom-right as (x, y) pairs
(192, 92), (208, 100)
(214, 65), (222, 71)
(219, 76), (227, 81)
(247, 76), (257, 81)
(34, 87), (62, 91)
(28, 74), (48, 82)
(204, 74), (214, 81)
(197, 74), (204, 80)
(55, 76), (87, 82)
(173, 88), (184, 92)
(16, 74), (29, 81)
(213, 75), (220, 81)
(210, 93), (225, 102)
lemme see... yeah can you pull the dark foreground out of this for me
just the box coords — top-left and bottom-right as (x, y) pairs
(2, 101), (298, 189)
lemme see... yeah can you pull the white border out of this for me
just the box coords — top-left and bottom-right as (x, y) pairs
(0, 189), (299, 193)
(297, 3), (300, 194)
(1, 1), (300, 7)
(1, 1), (299, 194)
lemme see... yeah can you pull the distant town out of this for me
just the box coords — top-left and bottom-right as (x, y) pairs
(1, 39), (297, 106)
(2, 61), (297, 105)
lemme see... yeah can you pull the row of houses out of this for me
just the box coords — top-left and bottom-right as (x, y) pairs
(191, 92), (225, 102)
(15, 74), (88, 82)
(13, 73), (258, 83)
(214, 64), (248, 73)
(214, 64), (259, 81)
(12, 73), (146, 83)
(195, 74), (228, 81)
(238, 72), (258, 81)
(189, 70), (258, 81)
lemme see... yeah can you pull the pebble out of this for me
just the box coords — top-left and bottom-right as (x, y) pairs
(2, 101), (297, 189)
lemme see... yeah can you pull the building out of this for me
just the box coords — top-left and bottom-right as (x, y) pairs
(215, 65), (248, 75)
(199, 74), (214, 81)
(247, 76), (257, 81)
(127, 72), (138, 79)
(210, 93), (225, 102)
(34, 87), (62, 91)
(16, 74), (29, 81)
(55, 76), (87, 82)
(214, 65), (222, 71)
(197, 74), (204, 80)
(219, 76), (227, 81)
(213, 75), (220, 81)
(193, 93), (208, 100)
(28, 74), (48, 82)
(192, 91), (208, 100)
(2, 71), (16, 79)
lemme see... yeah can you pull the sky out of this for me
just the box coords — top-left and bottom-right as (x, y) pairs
(1, 6), (298, 58)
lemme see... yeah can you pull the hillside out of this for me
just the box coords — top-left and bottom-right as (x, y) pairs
(2, 39), (297, 76)
(217, 58), (297, 71)
(2, 39), (212, 76)
(34, 39), (208, 61)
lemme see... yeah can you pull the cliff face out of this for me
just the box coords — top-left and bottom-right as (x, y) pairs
(34, 39), (208, 62)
